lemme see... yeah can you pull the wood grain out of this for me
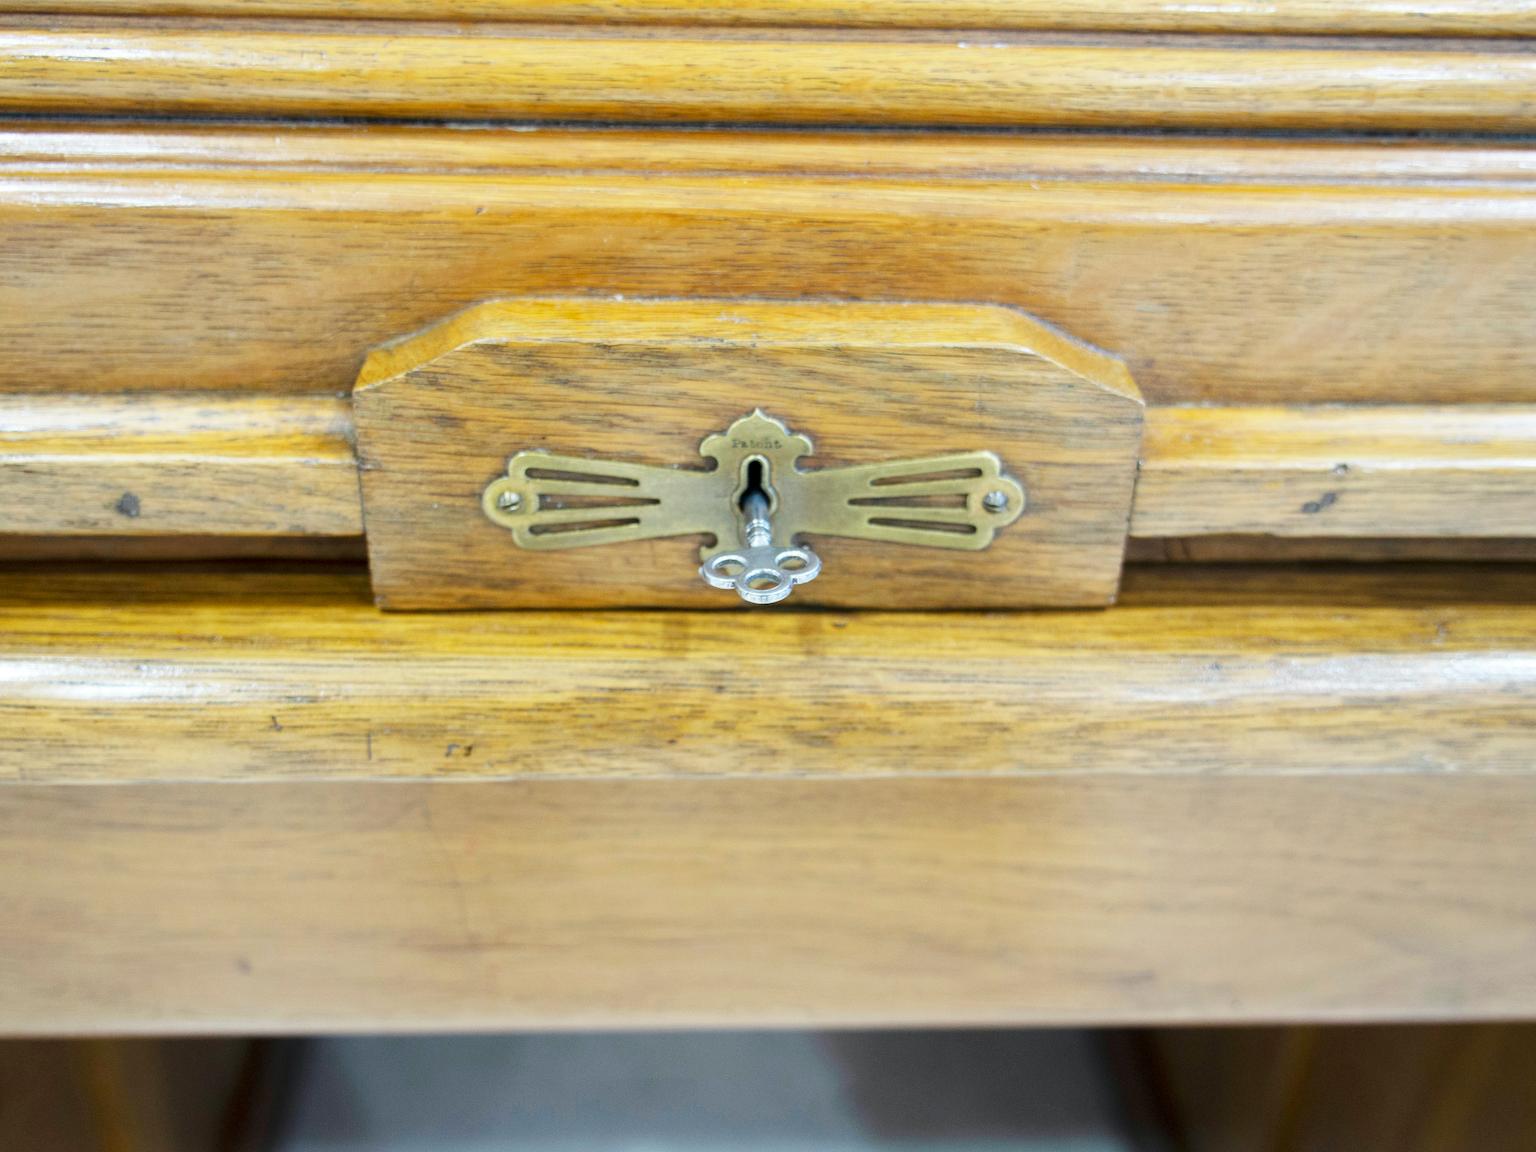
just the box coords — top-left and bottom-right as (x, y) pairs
(1135, 406), (1536, 538)
(4, 0), (1534, 36)
(2, 564), (1533, 783)
(12, 123), (1536, 183)
(1126, 536), (1536, 563)
(1, 564), (1533, 1032)
(0, 393), (360, 536)
(14, 534), (1497, 564)
(354, 299), (1143, 609)
(8, 391), (1535, 550)
(2, 773), (1536, 1032)
(0, 534), (367, 560)
(3, 24), (1536, 131)
(3, 127), (1535, 407)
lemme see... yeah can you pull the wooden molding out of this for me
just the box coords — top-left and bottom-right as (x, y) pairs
(1135, 406), (1536, 539)
(3, 128), (1535, 407)
(3, 563), (1534, 783)
(2, 24), (1536, 131)
(8, 392), (1535, 547)
(1126, 537), (1536, 563)
(9, 124), (1536, 183)
(0, 393), (360, 536)
(3, 0), (1533, 35)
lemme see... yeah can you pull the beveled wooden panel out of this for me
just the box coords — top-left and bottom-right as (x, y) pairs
(5, 1), (1533, 35)
(2, 564), (1533, 783)
(354, 299), (1143, 609)
(2, 773), (1535, 1033)
(3, 127), (1535, 407)
(2, 24), (1536, 131)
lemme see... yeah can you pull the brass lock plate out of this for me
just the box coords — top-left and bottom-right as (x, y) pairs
(481, 408), (1027, 604)
(354, 298), (1143, 609)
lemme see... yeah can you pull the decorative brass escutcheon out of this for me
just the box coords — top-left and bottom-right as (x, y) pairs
(482, 410), (1025, 605)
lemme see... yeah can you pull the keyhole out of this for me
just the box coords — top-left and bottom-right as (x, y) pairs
(738, 456), (773, 513)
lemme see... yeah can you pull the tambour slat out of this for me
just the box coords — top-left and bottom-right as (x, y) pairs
(3, 128), (1534, 407)
(2, 564), (1533, 783)
(1134, 406), (1536, 539)
(1, 25), (1535, 131)
(3, 0), (1535, 35)
(7, 397), (1534, 542)
(0, 394), (361, 536)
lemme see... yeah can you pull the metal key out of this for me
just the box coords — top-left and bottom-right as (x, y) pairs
(700, 489), (821, 605)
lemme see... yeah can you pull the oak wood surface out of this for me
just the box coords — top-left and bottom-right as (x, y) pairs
(0, 535), (368, 560)
(33, 534), (1527, 563)
(3, 23), (1536, 131)
(1126, 537), (1536, 563)
(3, 128), (1534, 407)
(0, 564), (1532, 1032)
(5, 0), (1533, 35)
(0, 393), (360, 536)
(1134, 406), (1536, 538)
(12, 123), (1536, 183)
(2, 773), (1535, 1032)
(2, 564), (1533, 784)
(9, 392), (1535, 547)
(354, 299), (1143, 609)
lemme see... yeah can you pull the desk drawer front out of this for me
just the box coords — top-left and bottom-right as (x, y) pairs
(3, 127), (1536, 599)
